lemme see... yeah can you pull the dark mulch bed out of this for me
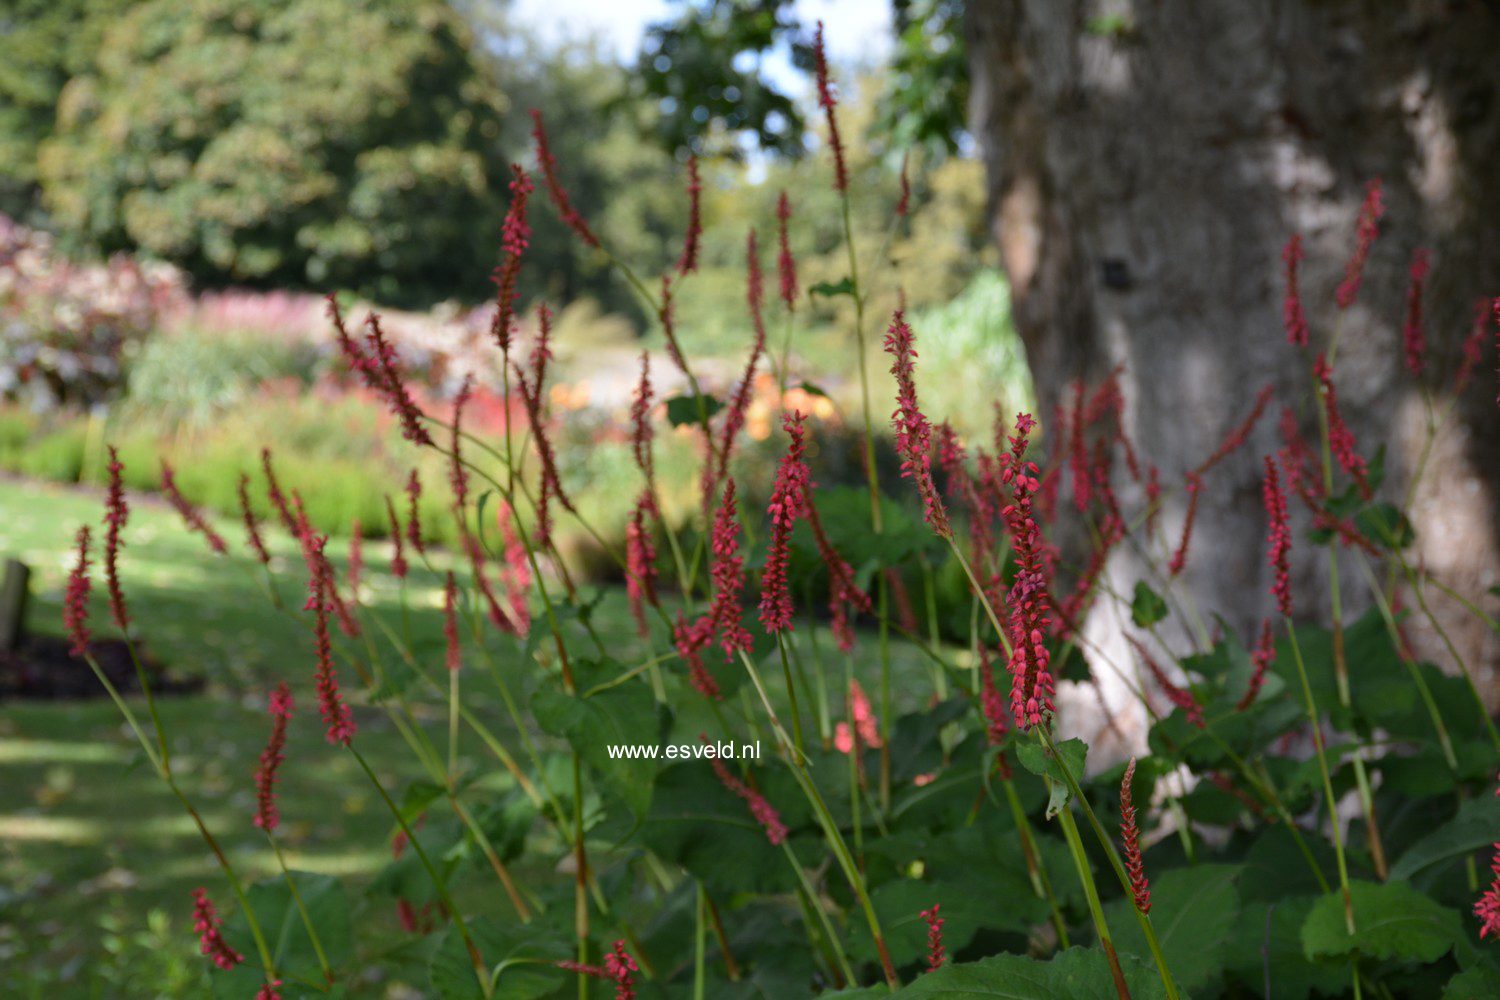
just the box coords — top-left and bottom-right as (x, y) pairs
(0, 635), (202, 700)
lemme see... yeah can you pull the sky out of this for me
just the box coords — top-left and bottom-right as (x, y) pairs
(508, 0), (893, 82)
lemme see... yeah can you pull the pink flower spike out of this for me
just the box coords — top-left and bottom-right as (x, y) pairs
(677, 155), (702, 276)
(362, 312), (434, 447)
(1313, 353), (1371, 499)
(708, 479), (753, 657)
(191, 888), (244, 970)
(405, 469), (425, 556)
(776, 191), (797, 312)
(238, 473), (271, 566)
(1402, 248), (1431, 377)
(1237, 619), (1275, 711)
(605, 940), (638, 1000)
(102, 446), (130, 631)
(1000, 413), (1056, 731)
(491, 164), (533, 354)
(1121, 758), (1151, 914)
(385, 496), (407, 579)
(759, 411), (810, 632)
(64, 525), (92, 657)
(256, 982), (282, 1000)
(261, 448), (299, 538)
(1168, 472), (1202, 577)
(160, 460), (227, 555)
(849, 680), (881, 748)
(1264, 455), (1293, 618)
(443, 572), (461, 673)
(254, 682), (294, 832)
(530, 110), (600, 248)
(625, 492), (659, 639)
(812, 21), (848, 192)
(630, 351), (656, 485)
(1282, 233), (1309, 348)
(920, 904), (945, 972)
(1336, 178), (1385, 309)
(308, 542), (356, 746)
(707, 741), (787, 845)
(884, 310), (951, 538)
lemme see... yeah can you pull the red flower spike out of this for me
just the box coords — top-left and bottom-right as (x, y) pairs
(443, 572), (461, 673)
(254, 682), (294, 832)
(1000, 413), (1056, 731)
(776, 191), (797, 312)
(256, 981), (282, 1000)
(677, 155), (702, 276)
(1120, 758), (1151, 914)
(64, 525), (92, 657)
(1129, 635), (1204, 729)
(1168, 472), (1202, 577)
(1313, 353), (1371, 499)
(491, 164), (533, 354)
(605, 940), (638, 1000)
(1237, 619), (1275, 711)
(803, 490), (871, 652)
(978, 644), (1010, 746)
(307, 539), (356, 746)
(362, 312), (434, 447)
(707, 741), (787, 845)
(384, 496), (407, 579)
(160, 460), (227, 555)
(261, 448), (299, 538)
(1263, 455), (1293, 618)
(463, 529), (518, 636)
(884, 310), (951, 538)
(1197, 384), (1275, 476)
(404, 469), (425, 556)
(514, 305), (574, 547)
(449, 375), (473, 513)
(238, 473), (271, 566)
(920, 904), (946, 972)
(1452, 297), (1489, 394)
(673, 613), (721, 699)
(530, 109), (599, 248)
(102, 446), (130, 630)
(625, 492), (659, 639)
(291, 494), (360, 639)
(1282, 233), (1309, 348)
(708, 479), (753, 657)
(812, 21), (848, 192)
(759, 411), (810, 632)
(1336, 178), (1384, 309)
(1402, 248), (1431, 377)
(630, 352), (656, 486)
(191, 888), (244, 970)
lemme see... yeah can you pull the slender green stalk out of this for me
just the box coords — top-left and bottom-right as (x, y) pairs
(694, 883), (706, 1000)
(1055, 799), (1134, 1000)
(782, 840), (857, 987)
(267, 838), (333, 986)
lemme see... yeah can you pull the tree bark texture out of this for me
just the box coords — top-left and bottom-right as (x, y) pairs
(965, 0), (1500, 753)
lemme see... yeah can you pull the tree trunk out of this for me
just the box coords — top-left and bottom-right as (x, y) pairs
(964, 0), (1500, 755)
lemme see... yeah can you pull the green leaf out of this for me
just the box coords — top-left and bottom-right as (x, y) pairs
(1444, 964), (1500, 999)
(1129, 581), (1168, 627)
(1390, 793), (1500, 882)
(1301, 879), (1464, 963)
(664, 392), (725, 428)
(794, 381), (830, 398)
(1224, 896), (1348, 1000)
(1107, 863), (1241, 993)
(889, 947), (1165, 998)
(429, 917), (567, 1000)
(1356, 501), (1414, 550)
(847, 879), (991, 969)
(532, 669), (666, 820)
(1015, 738), (1087, 818)
(809, 277), (855, 299)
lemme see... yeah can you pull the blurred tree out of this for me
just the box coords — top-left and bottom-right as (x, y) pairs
(0, 0), (137, 223)
(36, 0), (508, 306)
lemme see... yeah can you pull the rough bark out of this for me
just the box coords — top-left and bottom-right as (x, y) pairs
(965, 0), (1500, 754)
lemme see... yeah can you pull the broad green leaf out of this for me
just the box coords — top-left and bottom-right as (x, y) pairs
(1443, 964), (1500, 999)
(794, 381), (830, 398)
(1302, 879), (1463, 963)
(664, 392), (725, 428)
(1357, 501), (1414, 550)
(1016, 738), (1087, 818)
(848, 878), (992, 968)
(889, 947), (1165, 999)
(1224, 896), (1348, 1000)
(1130, 581), (1167, 627)
(1107, 863), (1241, 994)
(429, 917), (566, 1000)
(532, 670), (666, 820)
(1390, 793), (1500, 882)
(809, 277), (856, 299)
